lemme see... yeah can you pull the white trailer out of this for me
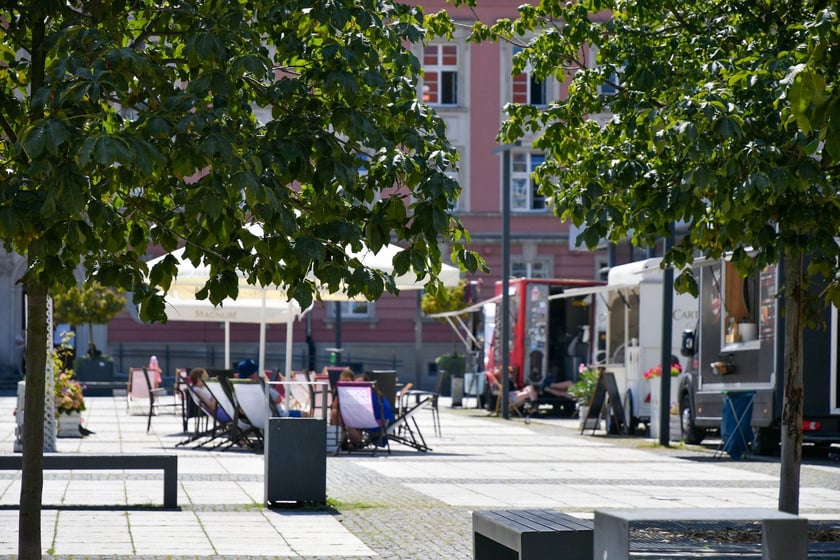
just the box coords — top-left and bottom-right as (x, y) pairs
(556, 258), (698, 436)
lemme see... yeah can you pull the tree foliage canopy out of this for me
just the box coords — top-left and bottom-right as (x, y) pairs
(2, 3), (485, 556)
(428, 0), (839, 514)
(53, 282), (126, 327)
(1, 0), (483, 315)
(432, 0), (838, 298)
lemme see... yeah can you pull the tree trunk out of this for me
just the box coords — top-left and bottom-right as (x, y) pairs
(20, 11), (47, 554)
(779, 252), (804, 514)
(19, 280), (48, 559)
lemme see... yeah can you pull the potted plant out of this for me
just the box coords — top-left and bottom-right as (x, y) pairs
(435, 352), (466, 404)
(569, 364), (601, 429)
(54, 363), (86, 438)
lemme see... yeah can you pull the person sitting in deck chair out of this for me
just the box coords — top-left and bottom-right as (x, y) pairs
(189, 368), (232, 423)
(540, 374), (574, 399)
(238, 358), (313, 418)
(355, 373), (395, 447)
(330, 368), (357, 425)
(237, 359), (284, 404)
(488, 368), (538, 409)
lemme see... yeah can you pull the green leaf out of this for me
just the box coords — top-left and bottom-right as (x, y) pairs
(21, 123), (48, 158)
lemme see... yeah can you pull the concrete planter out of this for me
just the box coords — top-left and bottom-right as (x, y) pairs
(57, 411), (83, 438)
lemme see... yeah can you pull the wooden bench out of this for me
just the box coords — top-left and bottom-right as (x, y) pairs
(473, 509), (592, 560)
(594, 507), (807, 560)
(0, 454), (178, 509)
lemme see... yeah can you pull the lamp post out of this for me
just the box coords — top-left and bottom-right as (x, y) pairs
(659, 224), (675, 445)
(494, 142), (519, 420)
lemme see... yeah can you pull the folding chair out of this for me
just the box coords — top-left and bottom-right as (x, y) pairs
(334, 381), (391, 455)
(390, 384), (433, 452)
(205, 378), (257, 448)
(403, 371), (445, 438)
(229, 378), (269, 438)
(715, 391), (756, 460)
(127, 367), (175, 433)
(177, 384), (237, 448)
(287, 371), (316, 417)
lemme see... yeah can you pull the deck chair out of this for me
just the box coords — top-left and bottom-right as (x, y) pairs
(334, 381), (391, 455)
(286, 371), (315, 417)
(127, 367), (174, 433)
(228, 378), (269, 439)
(177, 384), (237, 448)
(403, 370), (446, 437)
(389, 383), (433, 452)
(489, 371), (532, 420)
(311, 371), (333, 418)
(205, 378), (257, 449)
(174, 368), (198, 433)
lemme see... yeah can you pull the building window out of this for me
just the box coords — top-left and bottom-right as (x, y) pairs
(511, 152), (547, 211)
(512, 260), (550, 279)
(589, 45), (620, 96)
(328, 301), (374, 320)
(512, 47), (546, 105)
(423, 45), (458, 106)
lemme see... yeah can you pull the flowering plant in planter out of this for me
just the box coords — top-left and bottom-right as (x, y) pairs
(569, 364), (600, 405)
(55, 370), (86, 415)
(643, 361), (682, 381)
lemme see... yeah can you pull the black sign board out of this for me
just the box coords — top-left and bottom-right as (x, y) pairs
(581, 370), (627, 435)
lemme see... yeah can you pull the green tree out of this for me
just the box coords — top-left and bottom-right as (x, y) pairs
(787, 8), (840, 159)
(1, 1), (483, 556)
(421, 280), (466, 316)
(432, 0), (839, 513)
(53, 282), (126, 357)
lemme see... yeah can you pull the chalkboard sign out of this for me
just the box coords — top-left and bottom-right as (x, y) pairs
(581, 371), (627, 435)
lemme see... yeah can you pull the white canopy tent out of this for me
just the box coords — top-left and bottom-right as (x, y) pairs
(145, 237), (461, 378)
(152, 275), (308, 373)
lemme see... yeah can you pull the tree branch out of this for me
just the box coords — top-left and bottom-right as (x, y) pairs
(0, 113), (18, 145)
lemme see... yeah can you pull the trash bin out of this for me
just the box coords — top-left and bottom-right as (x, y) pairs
(720, 391), (755, 460)
(265, 417), (326, 505)
(450, 376), (464, 407)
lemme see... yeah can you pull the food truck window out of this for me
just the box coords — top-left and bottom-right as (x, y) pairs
(723, 262), (760, 329)
(607, 290), (638, 364)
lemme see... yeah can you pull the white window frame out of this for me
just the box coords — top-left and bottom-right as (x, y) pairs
(327, 301), (375, 320)
(588, 45), (621, 96)
(510, 151), (547, 212)
(422, 44), (459, 106)
(511, 46), (547, 106)
(512, 259), (551, 279)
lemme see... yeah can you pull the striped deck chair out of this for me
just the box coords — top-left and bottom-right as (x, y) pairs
(334, 381), (391, 455)
(205, 378), (257, 449)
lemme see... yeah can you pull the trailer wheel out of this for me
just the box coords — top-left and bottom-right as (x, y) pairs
(623, 390), (639, 435)
(753, 427), (780, 456)
(680, 393), (705, 444)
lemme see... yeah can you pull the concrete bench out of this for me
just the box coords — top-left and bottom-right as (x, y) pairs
(0, 454), (178, 509)
(473, 509), (592, 560)
(594, 507), (807, 560)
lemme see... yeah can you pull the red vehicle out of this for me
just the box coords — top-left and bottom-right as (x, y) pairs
(486, 278), (604, 393)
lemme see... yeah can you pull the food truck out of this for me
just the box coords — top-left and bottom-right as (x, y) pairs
(485, 278), (603, 390)
(678, 257), (840, 454)
(431, 278), (603, 414)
